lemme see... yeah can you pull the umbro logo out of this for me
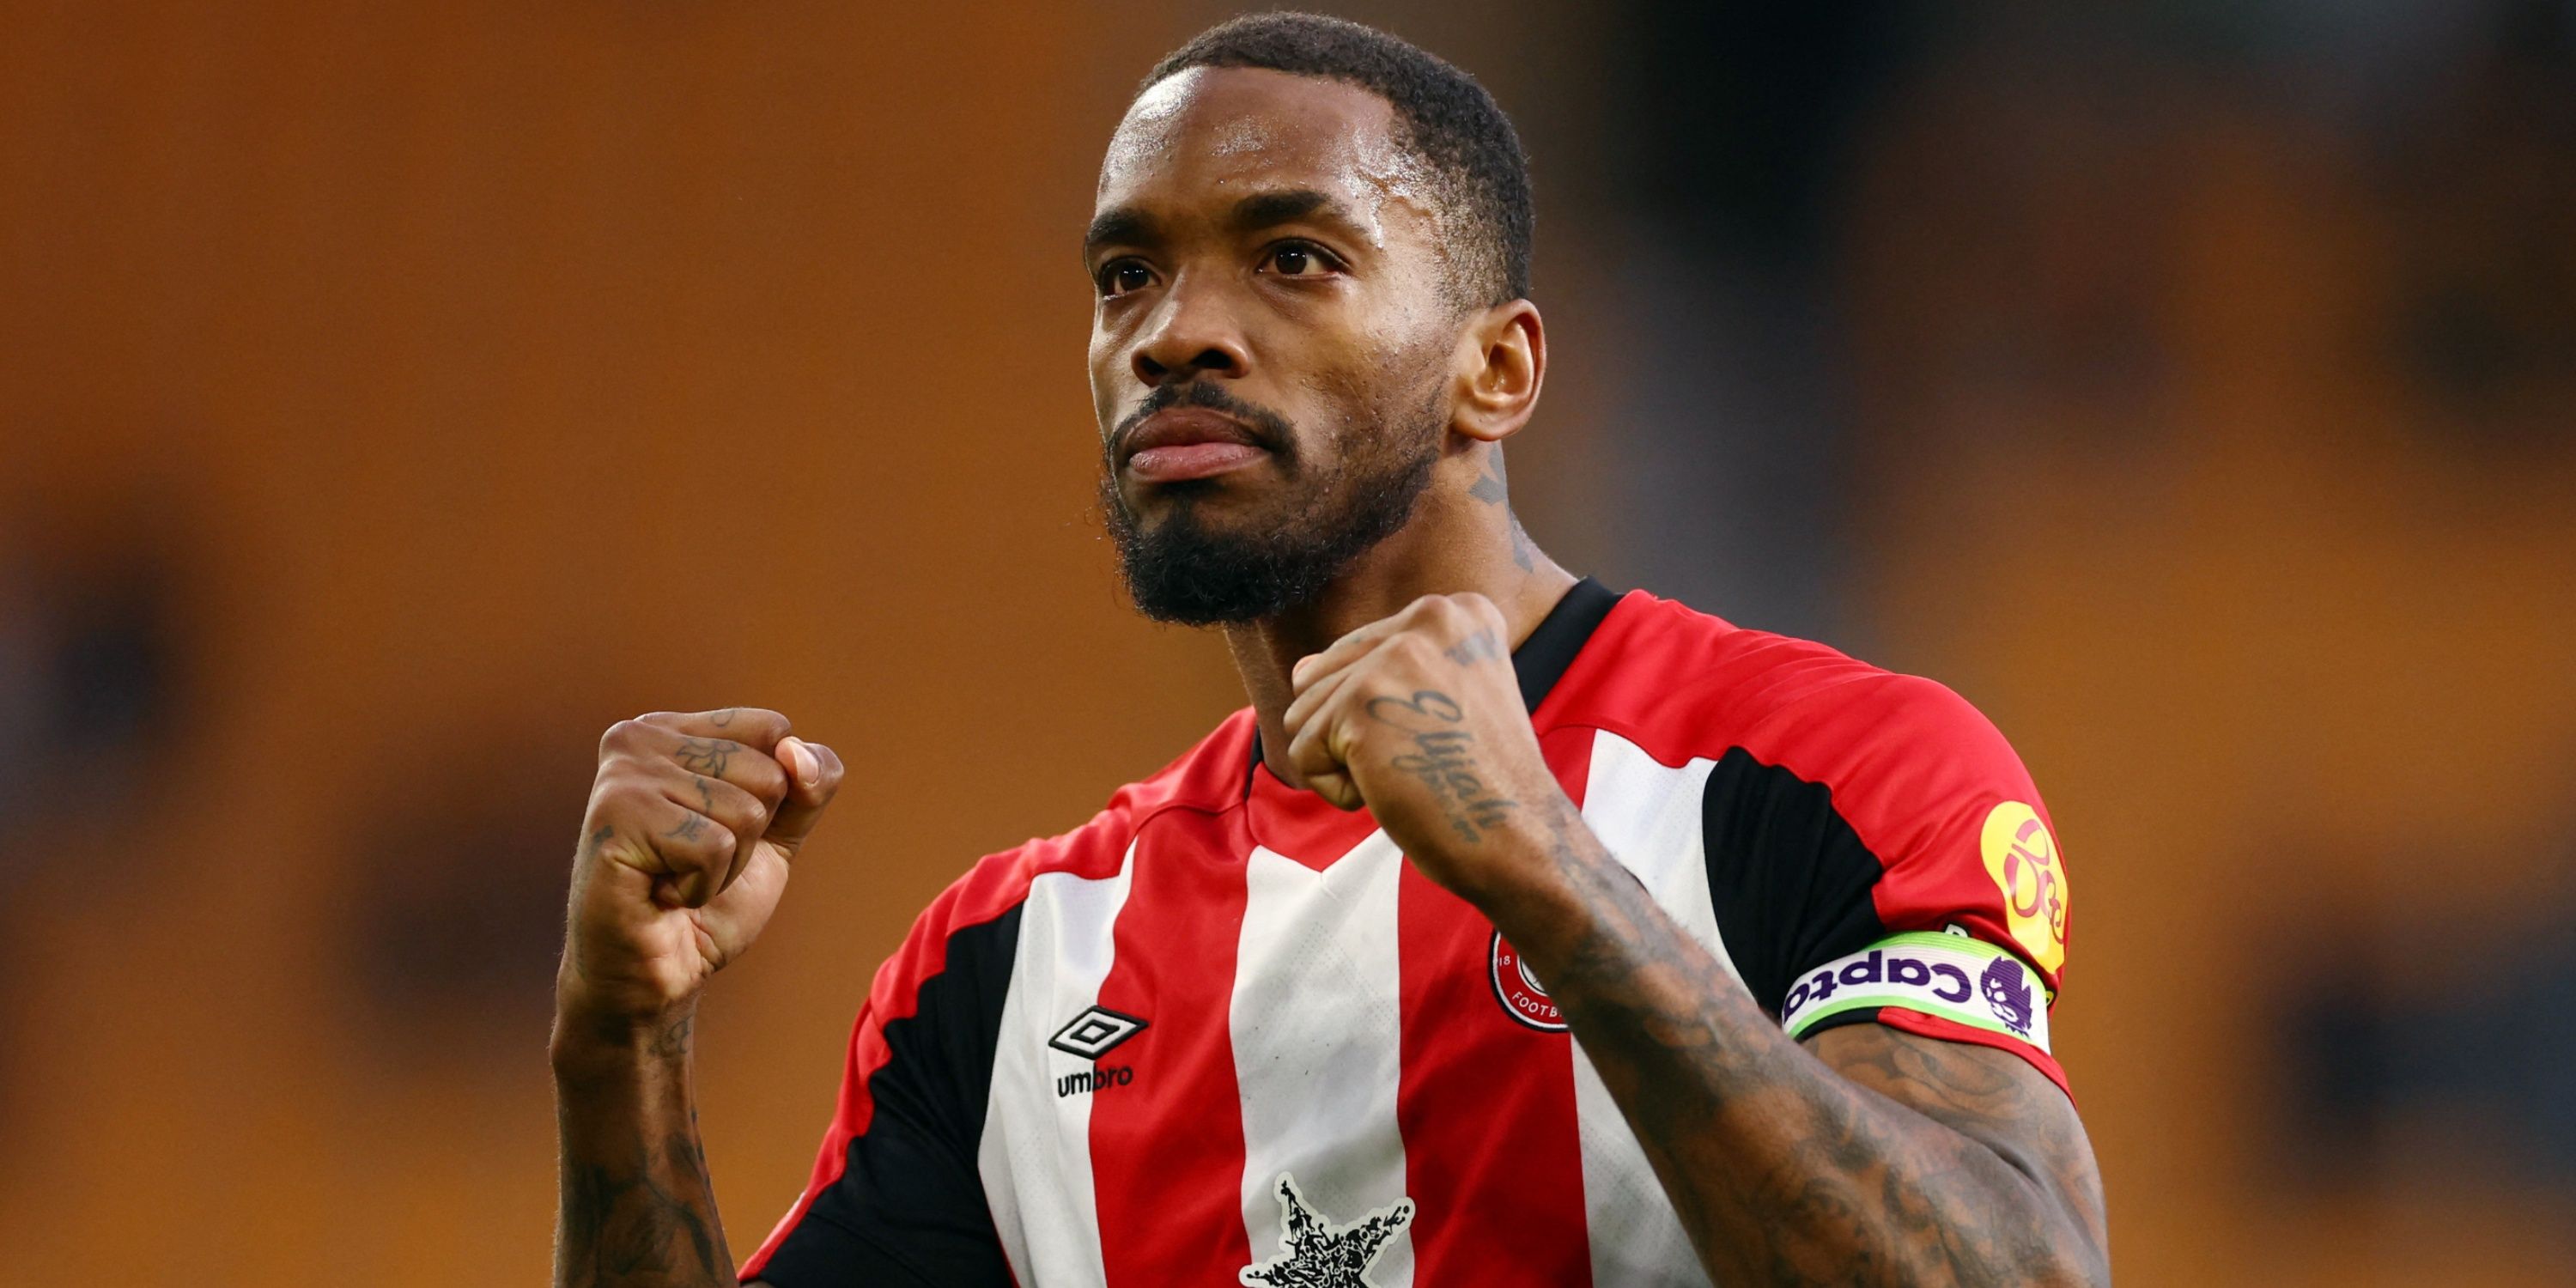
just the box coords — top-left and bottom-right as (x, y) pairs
(1048, 1005), (1149, 1060)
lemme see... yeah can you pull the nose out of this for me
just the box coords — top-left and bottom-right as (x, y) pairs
(1130, 274), (1249, 387)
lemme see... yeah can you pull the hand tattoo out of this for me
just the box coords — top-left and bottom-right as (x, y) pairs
(673, 738), (736, 776)
(665, 777), (725, 843)
(1365, 689), (1519, 844)
(1443, 628), (1506, 666)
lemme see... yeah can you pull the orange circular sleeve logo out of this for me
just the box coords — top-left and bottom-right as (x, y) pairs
(1979, 802), (2067, 975)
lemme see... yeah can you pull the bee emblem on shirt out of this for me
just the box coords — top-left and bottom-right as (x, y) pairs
(1238, 1173), (1415, 1288)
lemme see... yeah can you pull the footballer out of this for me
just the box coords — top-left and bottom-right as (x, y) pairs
(551, 13), (2110, 1286)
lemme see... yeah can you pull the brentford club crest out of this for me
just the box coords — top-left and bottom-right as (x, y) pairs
(1489, 931), (1565, 1031)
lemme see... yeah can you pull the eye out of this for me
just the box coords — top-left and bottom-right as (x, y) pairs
(1261, 241), (1342, 279)
(1097, 259), (1154, 298)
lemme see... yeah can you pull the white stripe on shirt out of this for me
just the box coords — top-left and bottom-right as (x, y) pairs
(1231, 836), (1415, 1285)
(1573, 729), (1725, 1287)
(981, 847), (1134, 1287)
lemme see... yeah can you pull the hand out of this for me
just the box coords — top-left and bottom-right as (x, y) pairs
(556, 708), (846, 1039)
(1282, 594), (1564, 899)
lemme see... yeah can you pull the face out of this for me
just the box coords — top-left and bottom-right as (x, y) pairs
(1086, 67), (1465, 624)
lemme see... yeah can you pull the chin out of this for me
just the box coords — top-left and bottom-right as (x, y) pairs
(1126, 475), (1286, 525)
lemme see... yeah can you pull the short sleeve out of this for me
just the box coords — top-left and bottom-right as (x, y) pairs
(737, 896), (1023, 1287)
(1702, 675), (2071, 1091)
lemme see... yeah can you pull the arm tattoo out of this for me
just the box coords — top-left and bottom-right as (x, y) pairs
(673, 739), (736, 776)
(1516, 802), (2108, 1286)
(558, 1127), (732, 1287)
(1364, 689), (1519, 843)
(647, 1013), (695, 1063)
(554, 1015), (738, 1288)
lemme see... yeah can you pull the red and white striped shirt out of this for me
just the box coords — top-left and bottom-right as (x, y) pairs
(742, 580), (2072, 1287)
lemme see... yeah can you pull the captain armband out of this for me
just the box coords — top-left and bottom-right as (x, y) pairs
(1778, 930), (2051, 1052)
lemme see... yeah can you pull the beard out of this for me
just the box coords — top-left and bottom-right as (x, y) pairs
(1100, 377), (1443, 626)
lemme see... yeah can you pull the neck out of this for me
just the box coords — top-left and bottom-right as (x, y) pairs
(1224, 450), (1576, 786)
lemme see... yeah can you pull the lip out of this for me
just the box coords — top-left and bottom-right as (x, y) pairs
(1120, 407), (1273, 483)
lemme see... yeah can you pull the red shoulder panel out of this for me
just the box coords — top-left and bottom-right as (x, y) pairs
(1541, 592), (2069, 993)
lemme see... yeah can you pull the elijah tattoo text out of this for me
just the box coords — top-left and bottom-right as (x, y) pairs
(1365, 689), (1519, 844)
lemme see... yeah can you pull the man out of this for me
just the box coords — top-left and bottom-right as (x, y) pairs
(552, 13), (2109, 1287)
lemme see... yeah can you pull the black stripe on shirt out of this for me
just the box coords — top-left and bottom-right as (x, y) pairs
(753, 905), (1023, 1287)
(1699, 748), (1889, 1018)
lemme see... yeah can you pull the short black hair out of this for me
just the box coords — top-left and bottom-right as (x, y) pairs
(1139, 11), (1534, 307)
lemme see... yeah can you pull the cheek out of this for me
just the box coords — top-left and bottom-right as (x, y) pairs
(1088, 331), (1123, 416)
(1310, 334), (1443, 429)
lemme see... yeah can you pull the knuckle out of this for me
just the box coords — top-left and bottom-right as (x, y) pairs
(594, 778), (650, 817)
(671, 827), (730, 869)
(725, 707), (791, 743)
(598, 719), (648, 757)
(701, 825), (740, 861)
(745, 763), (790, 806)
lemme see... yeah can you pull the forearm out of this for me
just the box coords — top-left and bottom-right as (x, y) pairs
(1487, 802), (2100, 1287)
(552, 1005), (738, 1288)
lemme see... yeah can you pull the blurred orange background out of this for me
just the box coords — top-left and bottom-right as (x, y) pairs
(4, 3), (2572, 1284)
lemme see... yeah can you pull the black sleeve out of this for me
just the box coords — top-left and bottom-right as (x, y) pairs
(1699, 747), (1889, 1018)
(750, 906), (1023, 1287)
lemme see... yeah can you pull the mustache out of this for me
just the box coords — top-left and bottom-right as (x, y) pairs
(1110, 380), (1297, 460)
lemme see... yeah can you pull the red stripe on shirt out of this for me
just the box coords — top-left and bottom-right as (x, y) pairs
(737, 809), (1139, 1282)
(739, 715), (1257, 1283)
(1393, 721), (1597, 1285)
(1085, 806), (1256, 1285)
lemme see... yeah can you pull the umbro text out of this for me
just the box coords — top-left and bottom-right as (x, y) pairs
(1056, 1064), (1134, 1098)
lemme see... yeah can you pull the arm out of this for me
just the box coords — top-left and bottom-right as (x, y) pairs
(1492, 798), (2107, 1285)
(1283, 594), (2107, 1285)
(551, 708), (846, 1288)
(552, 1006), (738, 1288)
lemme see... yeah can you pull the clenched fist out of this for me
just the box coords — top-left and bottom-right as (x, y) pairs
(556, 708), (845, 1036)
(1282, 593), (1570, 902)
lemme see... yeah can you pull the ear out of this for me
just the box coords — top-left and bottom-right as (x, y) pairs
(1449, 299), (1546, 445)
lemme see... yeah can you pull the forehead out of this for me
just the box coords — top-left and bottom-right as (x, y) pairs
(1097, 66), (1425, 231)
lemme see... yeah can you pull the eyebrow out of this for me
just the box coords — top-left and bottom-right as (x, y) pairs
(1084, 206), (1157, 257)
(1083, 188), (1366, 258)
